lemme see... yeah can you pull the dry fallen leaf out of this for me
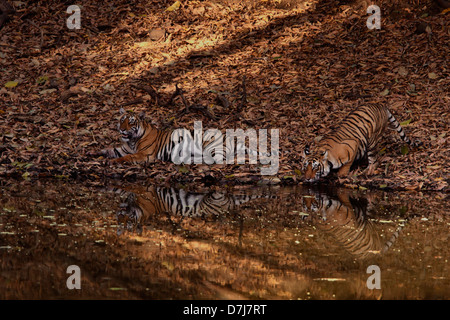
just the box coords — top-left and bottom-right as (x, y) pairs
(4, 80), (18, 88)
(166, 1), (181, 12)
(398, 66), (408, 76)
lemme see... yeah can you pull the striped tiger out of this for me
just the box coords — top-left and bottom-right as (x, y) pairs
(112, 185), (275, 235)
(303, 104), (418, 182)
(97, 108), (274, 166)
(302, 189), (381, 259)
(302, 189), (412, 258)
(97, 108), (223, 164)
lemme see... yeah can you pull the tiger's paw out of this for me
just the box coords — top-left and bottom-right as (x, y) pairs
(110, 158), (121, 164)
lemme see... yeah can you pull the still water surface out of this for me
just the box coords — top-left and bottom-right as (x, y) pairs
(0, 180), (448, 299)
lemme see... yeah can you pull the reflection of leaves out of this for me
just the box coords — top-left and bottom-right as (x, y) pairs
(162, 261), (174, 271)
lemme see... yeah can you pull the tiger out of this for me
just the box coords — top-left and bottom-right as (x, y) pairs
(110, 185), (276, 235)
(302, 189), (380, 259)
(96, 108), (275, 166)
(95, 108), (222, 165)
(302, 104), (418, 182)
(302, 189), (411, 258)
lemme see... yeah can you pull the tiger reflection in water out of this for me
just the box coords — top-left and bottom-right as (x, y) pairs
(111, 185), (406, 259)
(302, 189), (404, 259)
(112, 185), (273, 235)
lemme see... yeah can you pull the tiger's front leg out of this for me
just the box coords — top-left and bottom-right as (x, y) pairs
(365, 148), (379, 176)
(100, 147), (123, 159)
(337, 161), (354, 177)
(336, 140), (358, 178)
(110, 154), (134, 164)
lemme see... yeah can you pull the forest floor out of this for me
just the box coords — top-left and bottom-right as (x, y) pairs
(0, 0), (448, 191)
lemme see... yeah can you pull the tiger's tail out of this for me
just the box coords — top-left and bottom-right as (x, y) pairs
(382, 217), (410, 254)
(386, 109), (420, 147)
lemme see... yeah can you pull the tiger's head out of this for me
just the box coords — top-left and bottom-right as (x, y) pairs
(302, 145), (332, 182)
(118, 108), (146, 142)
(116, 193), (144, 235)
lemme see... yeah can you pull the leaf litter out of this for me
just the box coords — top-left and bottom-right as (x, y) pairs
(0, 0), (448, 191)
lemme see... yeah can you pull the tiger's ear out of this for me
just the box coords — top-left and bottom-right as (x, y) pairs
(304, 145), (310, 156)
(119, 107), (125, 115)
(138, 111), (145, 120)
(322, 150), (328, 160)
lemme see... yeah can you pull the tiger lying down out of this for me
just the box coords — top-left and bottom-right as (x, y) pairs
(95, 108), (277, 169)
(302, 104), (419, 182)
(95, 108), (221, 165)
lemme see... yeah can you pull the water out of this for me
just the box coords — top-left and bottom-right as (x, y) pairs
(0, 180), (448, 299)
